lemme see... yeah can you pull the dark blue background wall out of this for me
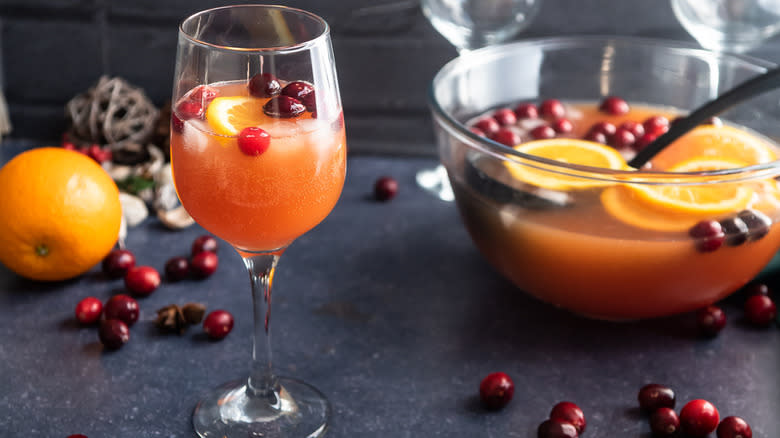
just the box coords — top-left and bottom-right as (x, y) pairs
(2, 0), (779, 154)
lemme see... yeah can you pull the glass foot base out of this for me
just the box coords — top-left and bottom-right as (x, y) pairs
(193, 377), (330, 437)
(416, 164), (454, 202)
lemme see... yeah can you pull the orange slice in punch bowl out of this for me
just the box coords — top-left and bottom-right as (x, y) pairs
(504, 139), (630, 190)
(651, 125), (777, 170)
(602, 157), (755, 231)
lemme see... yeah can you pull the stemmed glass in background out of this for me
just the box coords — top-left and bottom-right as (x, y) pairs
(171, 5), (346, 437)
(416, 0), (541, 201)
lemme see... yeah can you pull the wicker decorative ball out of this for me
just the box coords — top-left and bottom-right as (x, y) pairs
(65, 76), (159, 146)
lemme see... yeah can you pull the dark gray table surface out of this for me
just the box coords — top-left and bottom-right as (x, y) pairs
(0, 143), (778, 437)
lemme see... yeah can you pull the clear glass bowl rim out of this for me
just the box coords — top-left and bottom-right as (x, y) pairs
(428, 35), (780, 185)
(179, 4), (331, 53)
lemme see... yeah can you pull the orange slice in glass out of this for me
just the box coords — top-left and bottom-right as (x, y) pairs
(205, 96), (269, 137)
(651, 125), (777, 170)
(504, 139), (629, 190)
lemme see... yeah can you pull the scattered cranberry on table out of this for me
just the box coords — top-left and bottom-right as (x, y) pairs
(680, 399), (720, 438)
(102, 249), (136, 279)
(98, 319), (130, 350)
(237, 127), (271, 156)
(124, 266), (161, 297)
(478, 372), (514, 410)
(537, 419), (578, 438)
(717, 416), (753, 438)
(75, 297), (103, 325)
(192, 235), (219, 256)
(650, 407), (680, 437)
(696, 305), (727, 337)
(638, 383), (676, 412)
(743, 294), (777, 327)
(103, 294), (140, 326)
(549, 401), (586, 434)
(374, 176), (398, 202)
(165, 256), (190, 282)
(191, 251), (219, 279)
(203, 310), (234, 340)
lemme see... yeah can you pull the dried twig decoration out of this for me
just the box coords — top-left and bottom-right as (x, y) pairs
(65, 76), (159, 146)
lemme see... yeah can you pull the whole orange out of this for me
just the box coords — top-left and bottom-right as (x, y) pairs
(0, 147), (122, 281)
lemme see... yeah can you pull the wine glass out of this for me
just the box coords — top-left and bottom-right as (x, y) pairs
(671, 0), (780, 54)
(170, 5), (346, 437)
(417, 0), (541, 201)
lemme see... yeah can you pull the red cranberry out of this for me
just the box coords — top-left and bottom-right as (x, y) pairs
(745, 283), (769, 296)
(696, 305), (727, 337)
(124, 266), (161, 297)
(680, 399), (720, 438)
(610, 127), (636, 149)
(744, 294), (777, 327)
(374, 176), (398, 201)
(634, 133), (658, 151)
(643, 115), (670, 136)
(479, 372), (514, 410)
(720, 216), (749, 246)
(203, 310), (234, 340)
(717, 416), (752, 438)
(619, 121), (645, 139)
(192, 235), (219, 256)
(514, 103), (539, 119)
(584, 130), (607, 144)
(75, 297), (103, 325)
(493, 108), (517, 126)
(103, 294), (140, 326)
(301, 91), (317, 112)
(248, 73), (281, 98)
(191, 251), (218, 279)
(549, 401), (585, 434)
(599, 96), (629, 115)
(99, 319), (130, 350)
(176, 99), (204, 120)
(530, 125), (556, 140)
(737, 209), (771, 241)
(469, 126), (486, 137)
(102, 249), (136, 279)
(189, 85), (219, 105)
(650, 407), (680, 437)
(62, 141), (76, 150)
(473, 118), (500, 136)
(689, 220), (725, 252)
(491, 128), (521, 147)
(171, 113), (185, 133)
(540, 99), (565, 119)
(281, 81), (314, 101)
(165, 256), (190, 282)
(638, 383), (676, 411)
(537, 419), (578, 438)
(551, 118), (573, 134)
(589, 121), (617, 138)
(86, 144), (109, 164)
(263, 96), (305, 118)
(237, 126), (271, 156)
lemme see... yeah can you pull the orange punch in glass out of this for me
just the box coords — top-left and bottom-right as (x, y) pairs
(170, 6), (345, 437)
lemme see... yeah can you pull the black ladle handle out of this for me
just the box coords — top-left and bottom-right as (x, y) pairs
(628, 66), (780, 169)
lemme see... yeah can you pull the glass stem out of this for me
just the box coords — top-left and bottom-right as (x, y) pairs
(242, 251), (282, 404)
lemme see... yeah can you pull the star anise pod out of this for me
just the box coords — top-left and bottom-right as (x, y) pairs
(155, 304), (187, 334)
(182, 302), (206, 324)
